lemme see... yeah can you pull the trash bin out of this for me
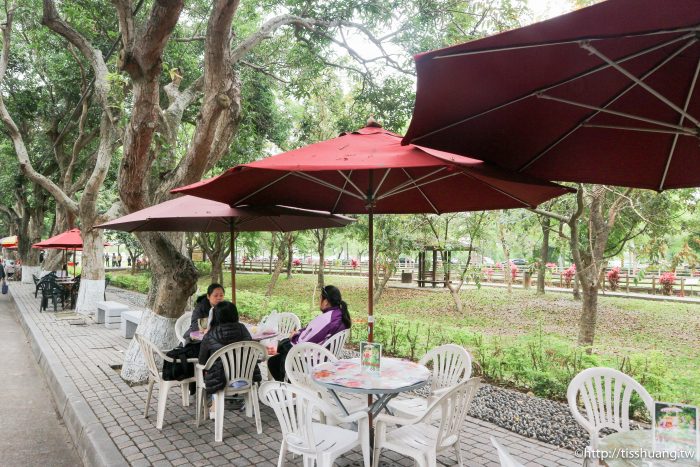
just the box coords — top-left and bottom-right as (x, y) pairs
(401, 272), (413, 283)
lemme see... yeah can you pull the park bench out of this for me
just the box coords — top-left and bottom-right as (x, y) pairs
(121, 310), (143, 339)
(96, 301), (129, 329)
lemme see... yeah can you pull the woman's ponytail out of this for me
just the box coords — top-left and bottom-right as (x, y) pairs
(323, 285), (351, 328)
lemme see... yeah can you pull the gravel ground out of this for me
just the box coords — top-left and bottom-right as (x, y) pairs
(106, 286), (590, 451)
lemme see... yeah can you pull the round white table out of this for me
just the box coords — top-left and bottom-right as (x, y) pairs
(311, 357), (431, 418)
(598, 430), (698, 466)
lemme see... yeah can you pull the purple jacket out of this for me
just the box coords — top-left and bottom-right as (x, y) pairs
(291, 306), (347, 345)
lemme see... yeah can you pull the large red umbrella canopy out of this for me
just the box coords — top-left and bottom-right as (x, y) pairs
(95, 197), (353, 232)
(174, 125), (572, 341)
(402, 0), (700, 191)
(33, 228), (84, 249)
(0, 235), (17, 248)
(174, 126), (573, 212)
(95, 197), (354, 302)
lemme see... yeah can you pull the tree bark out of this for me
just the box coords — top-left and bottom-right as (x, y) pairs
(314, 229), (328, 290)
(285, 234), (294, 279)
(498, 219), (512, 293)
(537, 216), (550, 294)
(266, 233), (290, 297)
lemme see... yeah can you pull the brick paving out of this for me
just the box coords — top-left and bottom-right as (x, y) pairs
(13, 283), (580, 466)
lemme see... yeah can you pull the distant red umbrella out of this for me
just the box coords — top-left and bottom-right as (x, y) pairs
(33, 228), (109, 275)
(0, 235), (17, 248)
(95, 197), (354, 302)
(33, 228), (84, 249)
(174, 124), (573, 340)
(403, 0), (700, 191)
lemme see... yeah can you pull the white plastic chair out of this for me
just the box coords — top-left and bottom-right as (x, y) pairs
(260, 381), (370, 467)
(174, 311), (192, 346)
(135, 334), (197, 430)
(275, 312), (301, 336)
(285, 342), (364, 424)
(388, 343), (472, 418)
(195, 341), (267, 442)
(323, 328), (350, 358)
(373, 378), (481, 467)
(567, 368), (653, 454)
(258, 310), (278, 328)
(490, 436), (525, 467)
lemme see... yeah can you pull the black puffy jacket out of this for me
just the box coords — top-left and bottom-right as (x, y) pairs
(198, 322), (262, 394)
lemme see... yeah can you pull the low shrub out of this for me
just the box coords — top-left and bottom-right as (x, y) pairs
(106, 272), (150, 294)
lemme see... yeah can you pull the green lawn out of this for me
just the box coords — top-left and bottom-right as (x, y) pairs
(108, 270), (700, 407)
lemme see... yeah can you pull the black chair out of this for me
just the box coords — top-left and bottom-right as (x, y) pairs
(33, 274), (40, 297)
(39, 279), (65, 312)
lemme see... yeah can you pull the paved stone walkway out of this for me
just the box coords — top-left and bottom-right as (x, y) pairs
(12, 283), (580, 466)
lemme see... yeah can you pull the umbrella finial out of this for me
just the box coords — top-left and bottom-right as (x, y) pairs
(366, 115), (382, 128)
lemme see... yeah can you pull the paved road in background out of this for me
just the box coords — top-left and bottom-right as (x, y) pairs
(0, 292), (82, 467)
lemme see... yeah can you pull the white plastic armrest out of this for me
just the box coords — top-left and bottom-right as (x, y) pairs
(332, 409), (369, 424)
(186, 358), (199, 363)
(374, 411), (421, 427)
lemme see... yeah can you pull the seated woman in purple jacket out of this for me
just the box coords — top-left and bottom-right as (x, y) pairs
(268, 285), (351, 381)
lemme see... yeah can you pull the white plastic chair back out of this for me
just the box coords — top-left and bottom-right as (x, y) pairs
(135, 334), (164, 383)
(323, 329), (350, 358)
(426, 378), (481, 451)
(259, 310), (278, 329)
(203, 340), (267, 384)
(286, 343), (337, 395)
(490, 436), (525, 467)
(276, 312), (301, 336)
(174, 311), (192, 345)
(420, 343), (472, 395)
(260, 382), (321, 455)
(567, 367), (653, 450)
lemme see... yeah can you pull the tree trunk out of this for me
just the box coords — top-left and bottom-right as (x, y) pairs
(74, 223), (106, 314)
(537, 217), (550, 294)
(578, 281), (598, 351)
(120, 231), (198, 383)
(211, 261), (222, 285)
(266, 233), (290, 297)
(315, 229), (328, 291)
(285, 234), (293, 279)
(446, 282), (463, 313)
(498, 221), (512, 293)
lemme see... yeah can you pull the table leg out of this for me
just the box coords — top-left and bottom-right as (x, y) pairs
(325, 388), (351, 416)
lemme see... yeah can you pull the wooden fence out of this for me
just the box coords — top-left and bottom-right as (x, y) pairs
(233, 260), (699, 297)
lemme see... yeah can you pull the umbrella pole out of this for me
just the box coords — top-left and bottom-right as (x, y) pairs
(230, 224), (236, 304)
(368, 207), (374, 343)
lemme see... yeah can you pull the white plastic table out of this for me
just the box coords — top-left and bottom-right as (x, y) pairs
(311, 357), (431, 418)
(598, 430), (699, 466)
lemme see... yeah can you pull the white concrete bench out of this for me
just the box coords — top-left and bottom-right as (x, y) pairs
(121, 310), (143, 339)
(96, 301), (130, 329)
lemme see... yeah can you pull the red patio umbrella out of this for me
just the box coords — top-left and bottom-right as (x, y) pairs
(173, 124), (573, 341)
(33, 228), (85, 276)
(95, 197), (354, 302)
(402, 0), (700, 191)
(33, 228), (84, 249)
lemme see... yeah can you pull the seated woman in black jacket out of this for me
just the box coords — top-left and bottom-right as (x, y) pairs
(198, 301), (262, 398)
(184, 283), (225, 340)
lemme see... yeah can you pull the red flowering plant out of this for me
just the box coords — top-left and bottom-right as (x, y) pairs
(510, 262), (518, 281)
(606, 267), (621, 291)
(563, 264), (576, 287)
(483, 267), (494, 282)
(659, 272), (676, 295)
(292, 258), (301, 267)
(351, 258), (358, 269)
(546, 262), (557, 270)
